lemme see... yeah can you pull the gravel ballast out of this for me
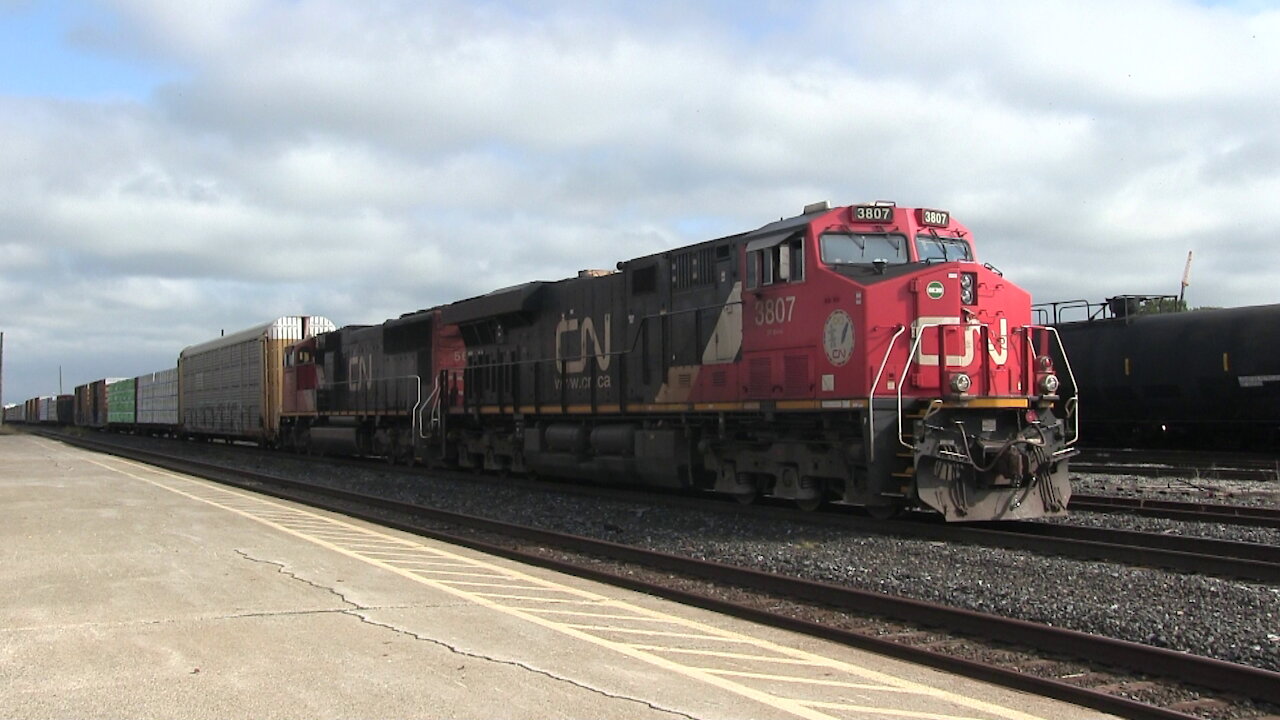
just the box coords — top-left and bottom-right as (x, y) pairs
(52, 432), (1280, 674)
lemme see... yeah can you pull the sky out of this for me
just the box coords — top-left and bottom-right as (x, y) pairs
(2, 0), (1279, 403)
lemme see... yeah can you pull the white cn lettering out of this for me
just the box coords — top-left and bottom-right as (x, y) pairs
(913, 316), (975, 367)
(348, 354), (372, 390)
(987, 318), (1009, 365)
(555, 313), (612, 374)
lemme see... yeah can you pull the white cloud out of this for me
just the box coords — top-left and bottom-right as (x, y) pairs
(2, 0), (1279, 403)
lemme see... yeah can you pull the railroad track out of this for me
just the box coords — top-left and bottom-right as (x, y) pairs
(40, 430), (1280, 720)
(1074, 447), (1280, 482)
(31, 428), (1280, 579)
(1071, 493), (1280, 528)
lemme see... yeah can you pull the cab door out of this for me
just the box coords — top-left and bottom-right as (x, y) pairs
(741, 233), (813, 400)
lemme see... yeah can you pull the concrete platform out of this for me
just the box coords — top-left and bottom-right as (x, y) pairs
(0, 433), (1118, 719)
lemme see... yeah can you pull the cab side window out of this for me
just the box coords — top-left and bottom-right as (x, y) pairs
(746, 237), (804, 290)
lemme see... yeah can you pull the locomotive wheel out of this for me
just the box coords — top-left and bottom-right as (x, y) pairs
(733, 490), (757, 505)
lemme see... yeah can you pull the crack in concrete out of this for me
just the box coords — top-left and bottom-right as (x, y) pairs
(234, 549), (698, 720)
(234, 550), (363, 609)
(345, 611), (701, 720)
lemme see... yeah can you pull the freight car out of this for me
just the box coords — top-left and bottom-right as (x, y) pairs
(135, 368), (179, 434)
(74, 379), (125, 428)
(1040, 296), (1280, 446)
(2, 403), (23, 423)
(283, 202), (1078, 521)
(179, 316), (335, 444)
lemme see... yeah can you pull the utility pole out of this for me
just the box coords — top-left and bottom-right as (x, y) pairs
(1178, 251), (1193, 308)
(1, 331), (5, 425)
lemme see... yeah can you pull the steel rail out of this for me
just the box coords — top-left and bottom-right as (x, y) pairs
(1072, 447), (1280, 482)
(1072, 461), (1277, 482)
(43, 431), (1280, 718)
(1071, 494), (1280, 529)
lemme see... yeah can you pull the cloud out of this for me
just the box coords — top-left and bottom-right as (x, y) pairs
(2, 0), (1279, 403)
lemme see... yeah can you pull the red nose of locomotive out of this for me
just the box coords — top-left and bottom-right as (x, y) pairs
(811, 203), (1076, 520)
(904, 264), (1027, 399)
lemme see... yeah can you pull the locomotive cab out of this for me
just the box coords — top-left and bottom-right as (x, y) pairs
(283, 336), (319, 415)
(788, 203), (1077, 519)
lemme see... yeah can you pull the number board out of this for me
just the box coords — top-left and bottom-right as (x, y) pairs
(917, 208), (950, 227)
(852, 205), (894, 223)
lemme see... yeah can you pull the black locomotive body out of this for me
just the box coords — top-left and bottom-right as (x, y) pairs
(281, 310), (446, 462)
(441, 235), (744, 488)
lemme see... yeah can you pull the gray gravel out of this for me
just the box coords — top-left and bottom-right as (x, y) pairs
(64, 432), (1280, 674)
(1073, 472), (1280, 509)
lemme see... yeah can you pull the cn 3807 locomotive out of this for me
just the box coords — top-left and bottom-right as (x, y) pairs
(281, 202), (1078, 520)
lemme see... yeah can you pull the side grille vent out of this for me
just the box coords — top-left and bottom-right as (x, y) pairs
(747, 357), (772, 398)
(784, 354), (811, 395)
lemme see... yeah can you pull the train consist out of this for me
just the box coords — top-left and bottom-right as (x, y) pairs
(6, 202), (1077, 521)
(1040, 295), (1280, 447)
(4, 317), (336, 438)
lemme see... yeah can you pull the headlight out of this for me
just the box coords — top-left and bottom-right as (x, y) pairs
(950, 373), (972, 394)
(960, 273), (977, 305)
(1039, 374), (1060, 394)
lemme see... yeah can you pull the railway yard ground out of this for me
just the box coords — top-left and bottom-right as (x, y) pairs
(1, 433), (1119, 720)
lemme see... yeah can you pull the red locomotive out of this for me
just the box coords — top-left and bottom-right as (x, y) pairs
(282, 202), (1077, 520)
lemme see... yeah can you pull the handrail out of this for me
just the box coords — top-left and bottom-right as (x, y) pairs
(1038, 326), (1080, 447)
(415, 375), (440, 441)
(867, 324), (907, 463)
(1019, 329), (1080, 447)
(896, 321), (945, 449)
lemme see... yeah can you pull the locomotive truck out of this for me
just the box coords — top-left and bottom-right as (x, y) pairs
(282, 202), (1078, 521)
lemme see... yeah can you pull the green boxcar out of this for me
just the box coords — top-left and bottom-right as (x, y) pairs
(107, 377), (137, 425)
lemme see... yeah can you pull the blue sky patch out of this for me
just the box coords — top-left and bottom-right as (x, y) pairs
(0, 1), (181, 100)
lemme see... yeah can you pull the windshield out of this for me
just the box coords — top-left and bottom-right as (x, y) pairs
(915, 235), (972, 262)
(820, 232), (908, 265)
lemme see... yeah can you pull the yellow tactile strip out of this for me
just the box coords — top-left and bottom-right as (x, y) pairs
(83, 451), (1051, 720)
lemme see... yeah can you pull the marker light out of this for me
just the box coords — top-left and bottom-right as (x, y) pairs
(1039, 374), (1060, 394)
(950, 373), (972, 394)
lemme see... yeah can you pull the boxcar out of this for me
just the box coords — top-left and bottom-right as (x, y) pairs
(56, 394), (74, 424)
(74, 379), (126, 428)
(37, 396), (60, 424)
(2, 403), (23, 423)
(179, 316), (335, 444)
(137, 368), (179, 431)
(107, 377), (137, 427)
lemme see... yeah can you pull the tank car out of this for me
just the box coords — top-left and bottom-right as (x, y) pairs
(1042, 296), (1280, 446)
(285, 202), (1077, 521)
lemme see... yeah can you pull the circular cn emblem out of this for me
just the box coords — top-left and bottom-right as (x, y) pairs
(926, 281), (945, 300)
(823, 310), (855, 366)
